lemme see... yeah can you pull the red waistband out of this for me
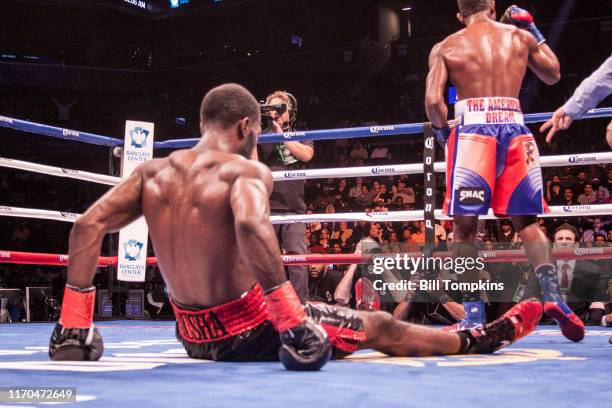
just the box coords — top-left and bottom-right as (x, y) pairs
(170, 284), (270, 343)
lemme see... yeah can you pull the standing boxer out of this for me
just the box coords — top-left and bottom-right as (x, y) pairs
(425, 1), (584, 341)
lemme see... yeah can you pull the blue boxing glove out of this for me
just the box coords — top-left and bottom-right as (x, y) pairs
(501, 5), (546, 44)
(432, 124), (451, 149)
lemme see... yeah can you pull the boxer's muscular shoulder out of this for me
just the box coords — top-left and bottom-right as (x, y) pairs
(134, 157), (167, 180)
(219, 159), (273, 193)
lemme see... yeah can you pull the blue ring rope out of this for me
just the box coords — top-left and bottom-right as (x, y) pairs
(1, 107), (611, 149)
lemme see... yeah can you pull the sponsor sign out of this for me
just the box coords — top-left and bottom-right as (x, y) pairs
(117, 121), (154, 282)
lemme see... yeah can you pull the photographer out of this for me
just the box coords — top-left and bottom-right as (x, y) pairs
(258, 91), (314, 302)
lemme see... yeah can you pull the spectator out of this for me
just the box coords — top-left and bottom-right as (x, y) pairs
(594, 234), (607, 247)
(397, 181), (416, 206)
(581, 217), (607, 244)
(390, 185), (411, 204)
(373, 184), (392, 205)
(348, 178), (364, 199)
(330, 222), (353, 248)
(595, 189), (609, 204)
(573, 171), (588, 195)
(497, 220), (516, 248)
(349, 141), (369, 162)
(334, 179), (350, 202)
(577, 183), (596, 204)
(382, 231), (403, 254)
(319, 228), (331, 248)
(550, 224), (607, 325)
(561, 187), (578, 206)
(411, 221), (446, 246)
(370, 141), (389, 160)
(545, 181), (563, 204)
(356, 185), (371, 207)
(308, 233), (325, 254)
(308, 262), (343, 304)
(591, 178), (609, 200)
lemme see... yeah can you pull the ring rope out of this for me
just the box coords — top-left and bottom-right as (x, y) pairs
(2, 204), (612, 224)
(2, 247), (612, 267)
(0, 157), (120, 186)
(2, 107), (611, 148)
(2, 151), (612, 186)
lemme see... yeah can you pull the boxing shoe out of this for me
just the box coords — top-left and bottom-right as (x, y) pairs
(544, 302), (585, 342)
(462, 301), (542, 354)
(442, 301), (486, 332)
(355, 277), (381, 311)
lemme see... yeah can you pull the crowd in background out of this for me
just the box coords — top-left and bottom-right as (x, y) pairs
(1, 0), (611, 324)
(2, 119), (612, 324)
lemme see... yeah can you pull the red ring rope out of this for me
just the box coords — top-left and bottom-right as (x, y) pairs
(1, 247), (612, 267)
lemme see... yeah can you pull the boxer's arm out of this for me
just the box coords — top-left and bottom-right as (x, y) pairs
(425, 42), (449, 129)
(229, 171), (286, 291)
(67, 169), (144, 288)
(524, 31), (561, 85)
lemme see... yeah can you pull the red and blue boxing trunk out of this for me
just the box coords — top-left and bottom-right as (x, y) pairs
(443, 97), (548, 217)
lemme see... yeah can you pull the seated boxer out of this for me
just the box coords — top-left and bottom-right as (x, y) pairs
(425, 1), (584, 341)
(49, 83), (541, 370)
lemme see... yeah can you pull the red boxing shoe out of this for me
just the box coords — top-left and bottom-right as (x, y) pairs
(543, 302), (585, 342)
(464, 301), (542, 354)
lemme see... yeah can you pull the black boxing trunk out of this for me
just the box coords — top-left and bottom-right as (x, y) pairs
(171, 284), (367, 361)
(305, 302), (366, 358)
(171, 284), (281, 361)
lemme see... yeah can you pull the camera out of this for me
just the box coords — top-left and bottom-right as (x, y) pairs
(260, 103), (287, 134)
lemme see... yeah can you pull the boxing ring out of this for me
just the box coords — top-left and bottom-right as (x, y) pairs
(1, 109), (612, 407)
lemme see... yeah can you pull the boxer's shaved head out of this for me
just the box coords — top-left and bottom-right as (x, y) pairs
(200, 83), (260, 130)
(457, 0), (492, 17)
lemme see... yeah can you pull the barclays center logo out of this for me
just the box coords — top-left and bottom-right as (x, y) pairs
(123, 239), (144, 261)
(129, 127), (150, 148)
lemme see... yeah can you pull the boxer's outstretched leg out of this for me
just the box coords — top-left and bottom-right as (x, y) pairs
(513, 216), (584, 342)
(359, 311), (461, 356)
(358, 301), (542, 356)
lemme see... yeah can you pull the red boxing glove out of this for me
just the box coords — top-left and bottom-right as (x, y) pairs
(50, 284), (103, 361)
(264, 281), (306, 332)
(501, 5), (546, 44)
(59, 284), (96, 328)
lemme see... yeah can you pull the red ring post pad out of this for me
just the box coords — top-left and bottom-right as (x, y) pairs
(264, 282), (306, 332)
(59, 285), (96, 329)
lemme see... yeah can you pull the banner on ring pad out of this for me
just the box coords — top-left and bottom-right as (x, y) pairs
(117, 120), (155, 282)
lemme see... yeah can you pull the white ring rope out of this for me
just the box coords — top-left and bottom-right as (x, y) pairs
(3, 204), (611, 224)
(2, 151), (612, 185)
(0, 157), (119, 186)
